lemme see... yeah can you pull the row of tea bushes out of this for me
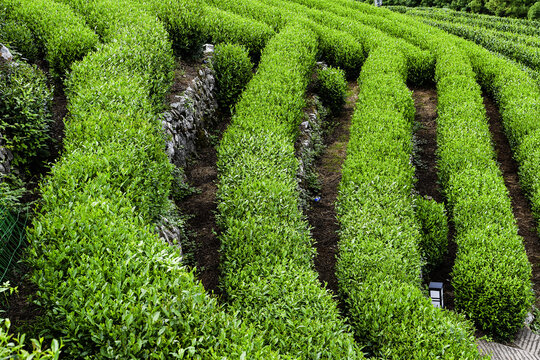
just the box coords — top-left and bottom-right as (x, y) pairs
(204, 0), (365, 77)
(26, 0), (284, 358)
(414, 16), (540, 71)
(406, 9), (540, 48)
(310, 0), (535, 339)
(391, 6), (540, 37)
(216, 23), (365, 359)
(0, 57), (52, 172)
(258, 0), (433, 83)
(335, 43), (482, 359)
(0, 0), (97, 76)
(435, 44), (533, 340)
(202, 6), (275, 59)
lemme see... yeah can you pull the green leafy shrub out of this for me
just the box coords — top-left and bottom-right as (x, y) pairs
(415, 196), (448, 269)
(203, 7), (275, 59)
(0, 0), (98, 76)
(0, 61), (53, 170)
(212, 43), (253, 110)
(26, 0), (284, 358)
(336, 43), (482, 359)
(529, 2), (540, 20)
(216, 23), (364, 359)
(136, 0), (206, 55)
(0, 318), (61, 359)
(435, 45), (532, 340)
(315, 66), (347, 114)
(0, 21), (40, 61)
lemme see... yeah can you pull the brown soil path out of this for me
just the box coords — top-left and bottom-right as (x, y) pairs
(411, 86), (457, 310)
(179, 122), (226, 296)
(484, 95), (540, 309)
(308, 82), (358, 295)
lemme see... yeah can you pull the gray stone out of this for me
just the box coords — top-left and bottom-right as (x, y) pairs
(1, 45), (13, 63)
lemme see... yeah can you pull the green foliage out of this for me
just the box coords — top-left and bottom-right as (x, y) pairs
(414, 196), (448, 270)
(203, 7), (275, 59)
(0, 61), (53, 170)
(217, 23), (364, 359)
(136, 0), (206, 56)
(0, 0), (98, 76)
(212, 43), (253, 110)
(26, 0), (284, 358)
(435, 45), (532, 340)
(0, 318), (61, 359)
(335, 44), (482, 359)
(529, 1), (540, 19)
(336, 0), (536, 339)
(315, 66), (347, 114)
(205, 0), (366, 77)
(0, 21), (40, 61)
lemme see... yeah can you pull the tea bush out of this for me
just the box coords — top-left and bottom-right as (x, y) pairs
(435, 46), (532, 340)
(212, 43), (253, 110)
(0, 20), (39, 61)
(335, 44), (482, 359)
(315, 66), (347, 114)
(415, 196), (448, 270)
(203, 7), (274, 59)
(0, 0), (97, 76)
(216, 23), (364, 359)
(26, 0), (285, 357)
(0, 61), (52, 170)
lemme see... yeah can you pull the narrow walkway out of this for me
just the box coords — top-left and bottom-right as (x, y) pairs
(410, 86), (457, 310)
(308, 82), (358, 295)
(484, 95), (540, 309)
(479, 327), (540, 360)
(180, 127), (225, 295)
(171, 57), (223, 295)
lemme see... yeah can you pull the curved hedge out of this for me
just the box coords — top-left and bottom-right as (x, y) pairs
(205, 0), (365, 77)
(26, 0), (284, 357)
(335, 43), (482, 359)
(309, 0), (535, 339)
(435, 46), (533, 339)
(0, 0), (97, 75)
(216, 23), (365, 359)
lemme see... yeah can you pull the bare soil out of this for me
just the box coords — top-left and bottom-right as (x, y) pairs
(169, 57), (224, 295)
(484, 95), (540, 309)
(308, 82), (359, 295)
(179, 120), (227, 296)
(167, 58), (204, 104)
(411, 86), (457, 310)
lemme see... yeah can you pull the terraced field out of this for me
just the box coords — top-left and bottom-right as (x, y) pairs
(1, 0), (540, 358)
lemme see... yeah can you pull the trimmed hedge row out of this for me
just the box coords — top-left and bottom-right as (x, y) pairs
(216, 23), (364, 359)
(317, 0), (536, 339)
(394, 6), (540, 37)
(406, 8), (540, 48)
(0, 0), (97, 76)
(415, 16), (540, 71)
(26, 0), (284, 358)
(202, 6), (275, 59)
(258, 0), (433, 83)
(435, 45), (533, 339)
(335, 43), (482, 359)
(204, 0), (365, 77)
(0, 60), (53, 170)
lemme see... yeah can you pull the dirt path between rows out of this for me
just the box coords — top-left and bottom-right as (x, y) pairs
(309, 82), (358, 295)
(179, 122), (226, 296)
(411, 86), (457, 310)
(484, 95), (540, 309)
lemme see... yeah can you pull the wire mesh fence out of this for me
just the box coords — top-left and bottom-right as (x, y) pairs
(0, 207), (27, 283)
